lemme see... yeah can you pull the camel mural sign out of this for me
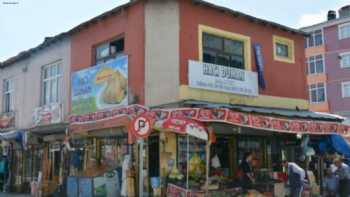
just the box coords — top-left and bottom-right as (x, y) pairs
(71, 55), (128, 115)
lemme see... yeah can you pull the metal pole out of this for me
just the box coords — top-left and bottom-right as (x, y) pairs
(139, 140), (144, 197)
(205, 142), (210, 195)
(186, 135), (189, 190)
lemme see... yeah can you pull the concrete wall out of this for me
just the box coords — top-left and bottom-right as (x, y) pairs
(144, 0), (180, 106)
(324, 23), (350, 117)
(179, 0), (308, 101)
(0, 38), (71, 129)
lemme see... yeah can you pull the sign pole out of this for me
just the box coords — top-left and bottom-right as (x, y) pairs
(139, 139), (144, 197)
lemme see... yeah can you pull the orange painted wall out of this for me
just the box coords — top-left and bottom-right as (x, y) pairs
(70, 2), (145, 104)
(179, 0), (308, 100)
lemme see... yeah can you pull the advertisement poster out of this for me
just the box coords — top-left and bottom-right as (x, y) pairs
(71, 55), (128, 115)
(188, 60), (258, 97)
(0, 112), (15, 129)
(32, 103), (61, 126)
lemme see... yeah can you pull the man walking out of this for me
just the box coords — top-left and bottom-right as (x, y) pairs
(282, 160), (306, 197)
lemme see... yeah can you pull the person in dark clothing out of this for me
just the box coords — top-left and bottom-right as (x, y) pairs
(239, 152), (255, 190)
(334, 158), (350, 197)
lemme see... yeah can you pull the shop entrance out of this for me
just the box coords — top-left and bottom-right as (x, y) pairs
(148, 135), (160, 178)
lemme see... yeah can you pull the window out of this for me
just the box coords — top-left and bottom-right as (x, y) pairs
(306, 30), (323, 48)
(3, 78), (14, 112)
(340, 52), (350, 68)
(276, 43), (289, 58)
(273, 35), (295, 63)
(339, 23), (350, 40)
(41, 62), (61, 105)
(309, 83), (326, 103)
(203, 33), (245, 69)
(308, 55), (324, 74)
(95, 37), (124, 64)
(342, 82), (350, 98)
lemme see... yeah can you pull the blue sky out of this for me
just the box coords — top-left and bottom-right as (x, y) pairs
(0, 0), (348, 61)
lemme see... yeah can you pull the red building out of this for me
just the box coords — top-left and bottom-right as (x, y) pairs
(66, 1), (347, 196)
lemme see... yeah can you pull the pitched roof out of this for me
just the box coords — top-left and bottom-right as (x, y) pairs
(1, 0), (306, 68)
(0, 0), (137, 68)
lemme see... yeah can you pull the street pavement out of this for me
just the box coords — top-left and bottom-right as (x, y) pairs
(0, 193), (30, 197)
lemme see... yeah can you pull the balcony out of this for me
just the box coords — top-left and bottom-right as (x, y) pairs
(309, 102), (329, 113)
(0, 111), (15, 130)
(188, 60), (259, 97)
(305, 44), (326, 57)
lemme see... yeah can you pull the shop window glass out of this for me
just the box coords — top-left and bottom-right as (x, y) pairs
(177, 136), (207, 188)
(203, 33), (245, 69)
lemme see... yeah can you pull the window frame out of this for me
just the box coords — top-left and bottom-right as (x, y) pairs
(308, 54), (325, 75)
(306, 29), (324, 48)
(338, 22), (350, 40)
(94, 36), (125, 65)
(198, 24), (252, 71)
(202, 32), (245, 69)
(273, 35), (295, 64)
(340, 51), (350, 68)
(2, 78), (14, 113)
(309, 82), (327, 104)
(342, 81), (350, 98)
(41, 62), (62, 106)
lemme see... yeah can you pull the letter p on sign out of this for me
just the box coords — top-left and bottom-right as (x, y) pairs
(130, 114), (152, 139)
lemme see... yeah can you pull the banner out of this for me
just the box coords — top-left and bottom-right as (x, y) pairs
(150, 108), (350, 135)
(254, 43), (266, 89)
(0, 112), (15, 129)
(188, 60), (258, 96)
(71, 55), (128, 115)
(32, 103), (61, 126)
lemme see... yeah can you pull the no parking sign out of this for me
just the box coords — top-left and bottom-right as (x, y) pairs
(129, 114), (153, 139)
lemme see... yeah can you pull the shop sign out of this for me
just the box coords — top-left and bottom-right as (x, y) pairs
(69, 104), (147, 124)
(151, 107), (350, 135)
(71, 55), (128, 115)
(0, 111), (15, 129)
(129, 114), (152, 139)
(160, 118), (208, 140)
(188, 60), (258, 96)
(32, 103), (61, 126)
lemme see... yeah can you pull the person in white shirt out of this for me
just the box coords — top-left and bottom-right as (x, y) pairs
(282, 160), (306, 197)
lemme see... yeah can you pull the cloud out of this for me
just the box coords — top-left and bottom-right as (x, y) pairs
(297, 0), (349, 28)
(297, 11), (327, 28)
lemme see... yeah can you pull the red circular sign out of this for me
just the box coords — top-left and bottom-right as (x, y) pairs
(129, 114), (153, 139)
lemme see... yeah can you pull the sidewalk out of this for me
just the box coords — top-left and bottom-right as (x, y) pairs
(0, 193), (30, 197)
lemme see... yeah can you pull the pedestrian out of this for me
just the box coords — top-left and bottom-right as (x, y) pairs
(282, 160), (306, 197)
(334, 157), (350, 197)
(238, 152), (255, 190)
(323, 168), (338, 197)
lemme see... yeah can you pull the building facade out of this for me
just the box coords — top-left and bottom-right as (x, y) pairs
(0, 34), (71, 193)
(302, 5), (350, 123)
(1, 0), (349, 196)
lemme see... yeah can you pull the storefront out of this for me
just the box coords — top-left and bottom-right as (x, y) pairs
(140, 104), (350, 197)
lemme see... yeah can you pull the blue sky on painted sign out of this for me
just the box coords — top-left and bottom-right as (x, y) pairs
(0, 0), (348, 61)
